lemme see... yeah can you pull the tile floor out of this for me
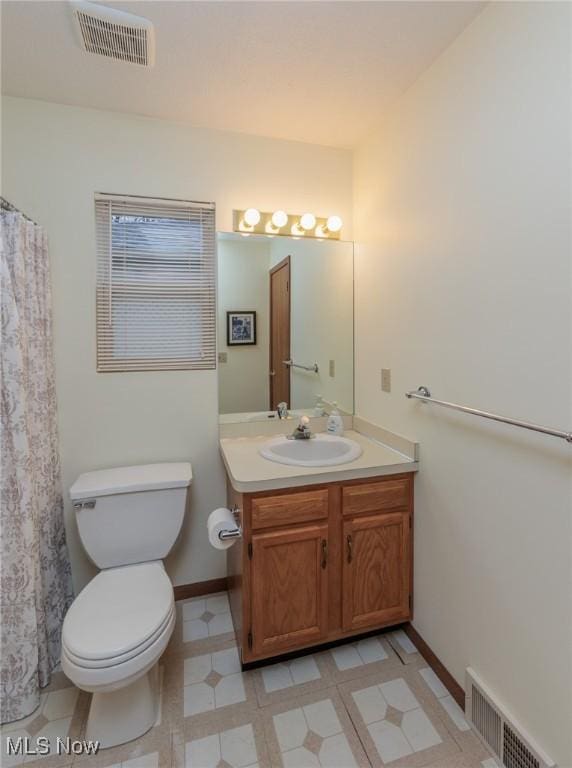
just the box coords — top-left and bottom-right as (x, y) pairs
(1, 592), (500, 768)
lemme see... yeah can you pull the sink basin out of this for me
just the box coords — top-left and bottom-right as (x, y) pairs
(258, 434), (362, 467)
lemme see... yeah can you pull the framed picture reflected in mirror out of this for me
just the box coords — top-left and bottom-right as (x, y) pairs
(227, 311), (257, 346)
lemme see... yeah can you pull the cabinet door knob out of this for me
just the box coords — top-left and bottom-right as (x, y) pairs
(347, 534), (353, 563)
(321, 539), (328, 569)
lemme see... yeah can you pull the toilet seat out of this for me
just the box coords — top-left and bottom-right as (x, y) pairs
(62, 605), (175, 669)
(63, 561), (173, 660)
(61, 561), (175, 692)
(61, 609), (175, 692)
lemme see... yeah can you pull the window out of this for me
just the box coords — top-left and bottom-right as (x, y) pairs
(95, 194), (216, 372)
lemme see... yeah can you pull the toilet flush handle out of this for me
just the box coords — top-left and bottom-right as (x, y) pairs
(73, 499), (97, 510)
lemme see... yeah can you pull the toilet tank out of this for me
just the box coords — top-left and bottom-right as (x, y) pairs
(70, 463), (192, 569)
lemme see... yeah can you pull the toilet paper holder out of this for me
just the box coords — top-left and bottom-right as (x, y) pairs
(218, 506), (242, 541)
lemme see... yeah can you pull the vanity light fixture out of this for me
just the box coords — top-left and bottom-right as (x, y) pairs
(271, 210), (288, 228)
(233, 209), (343, 240)
(265, 211), (287, 235)
(243, 208), (261, 227)
(292, 212), (316, 236)
(326, 215), (343, 233)
(299, 212), (317, 231)
(316, 214), (344, 237)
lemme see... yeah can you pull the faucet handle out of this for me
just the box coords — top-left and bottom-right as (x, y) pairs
(288, 415), (313, 440)
(298, 415), (312, 438)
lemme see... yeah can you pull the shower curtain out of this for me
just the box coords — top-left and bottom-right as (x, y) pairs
(0, 204), (73, 723)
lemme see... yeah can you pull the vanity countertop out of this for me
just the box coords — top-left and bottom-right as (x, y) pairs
(219, 429), (418, 493)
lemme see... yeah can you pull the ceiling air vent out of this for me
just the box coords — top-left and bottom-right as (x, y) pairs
(465, 668), (555, 768)
(71, 1), (155, 67)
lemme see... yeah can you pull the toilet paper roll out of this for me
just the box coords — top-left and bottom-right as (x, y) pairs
(207, 507), (238, 550)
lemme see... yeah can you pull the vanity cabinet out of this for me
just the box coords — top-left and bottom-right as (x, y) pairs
(250, 523), (329, 657)
(342, 511), (410, 632)
(227, 473), (413, 664)
(341, 479), (411, 633)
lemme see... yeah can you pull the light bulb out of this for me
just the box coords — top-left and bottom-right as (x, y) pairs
(271, 210), (288, 228)
(326, 215), (343, 233)
(300, 213), (316, 231)
(243, 208), (261, 227)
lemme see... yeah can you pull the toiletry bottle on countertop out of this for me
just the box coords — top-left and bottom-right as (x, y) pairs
(326, 402), (344, 435)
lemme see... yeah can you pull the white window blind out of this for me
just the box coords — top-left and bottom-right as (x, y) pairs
(95, 194), (216, 372)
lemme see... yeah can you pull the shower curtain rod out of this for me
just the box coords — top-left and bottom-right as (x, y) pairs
(1, 197), (39, 225)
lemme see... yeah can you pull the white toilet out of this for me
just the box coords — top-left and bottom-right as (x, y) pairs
(61, 462), (192, 748)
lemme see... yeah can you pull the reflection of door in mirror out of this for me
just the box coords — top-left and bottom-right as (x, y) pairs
(269, 256), (291, 410)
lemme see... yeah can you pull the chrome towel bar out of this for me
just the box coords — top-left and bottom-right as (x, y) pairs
(283, 359), (319, 373)
(405, 386), (572, 443)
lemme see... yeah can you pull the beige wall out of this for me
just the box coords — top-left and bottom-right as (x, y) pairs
(1, 96), (353, 593)
(353, 2), (571, 764)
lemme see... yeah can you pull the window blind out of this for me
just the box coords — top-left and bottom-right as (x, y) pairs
(95, 194), (216, 372)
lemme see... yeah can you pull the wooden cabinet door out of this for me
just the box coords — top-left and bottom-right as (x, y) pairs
(250, 523), (328, 657)
(342, 511), (410, 632)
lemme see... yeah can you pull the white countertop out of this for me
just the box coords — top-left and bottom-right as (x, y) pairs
(219, 429), (418, 493)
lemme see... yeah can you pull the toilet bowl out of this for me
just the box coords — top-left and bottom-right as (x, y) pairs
(61, 463), (191, 748)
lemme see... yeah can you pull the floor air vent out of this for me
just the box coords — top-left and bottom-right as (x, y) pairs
(471, 682), (502, 756)
(71, 1), (155, 67)
(466, 669), (555, 768)
(504, 723), (540, 768)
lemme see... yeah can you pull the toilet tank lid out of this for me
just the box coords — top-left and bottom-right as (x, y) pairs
(70, 462), (192, 500)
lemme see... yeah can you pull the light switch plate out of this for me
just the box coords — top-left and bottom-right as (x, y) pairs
(381, 368), (391, 392)
(329, 359), (335, 377)
(218, 352), (228, 364)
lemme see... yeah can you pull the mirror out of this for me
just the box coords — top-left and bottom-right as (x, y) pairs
(217, 232), (354, 421)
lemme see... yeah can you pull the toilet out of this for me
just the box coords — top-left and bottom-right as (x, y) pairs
(61, 462), (192, 748)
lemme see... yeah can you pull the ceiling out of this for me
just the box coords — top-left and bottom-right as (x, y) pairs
(1, 1), (484, 148)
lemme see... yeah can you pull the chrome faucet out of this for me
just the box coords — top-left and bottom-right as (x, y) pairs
(287, 416), (314, 440)
(277, 402), (288, 419)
